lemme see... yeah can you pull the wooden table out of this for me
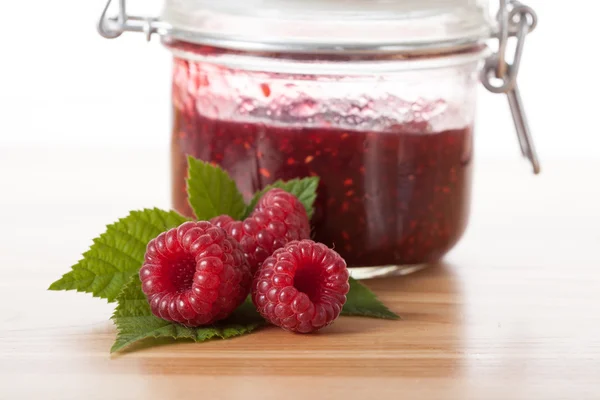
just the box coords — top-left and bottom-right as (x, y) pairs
(1, 149), (598, 399)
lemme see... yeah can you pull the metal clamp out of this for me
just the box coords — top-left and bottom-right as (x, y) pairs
(482, 0), (540, 174)
(98, 0), (541, 174)
(98, 0), (167, 41)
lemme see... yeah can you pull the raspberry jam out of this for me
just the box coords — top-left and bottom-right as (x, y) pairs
(171, 58), (474, 268)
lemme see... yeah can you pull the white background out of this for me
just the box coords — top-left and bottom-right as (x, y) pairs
(0, 0), (598, 163)
(0, 5), (599, 390)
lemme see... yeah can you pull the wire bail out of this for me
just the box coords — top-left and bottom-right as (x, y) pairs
(482, 0), (540, 174)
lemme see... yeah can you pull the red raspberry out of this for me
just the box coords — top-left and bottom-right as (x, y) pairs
(211, 189), (310, 274)
(255, 188), (308, 218)
(139, 221), (252, 327)
(251, 239), (349, 333)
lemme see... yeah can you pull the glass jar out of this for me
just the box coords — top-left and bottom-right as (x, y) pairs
(98, 0), (539, 277)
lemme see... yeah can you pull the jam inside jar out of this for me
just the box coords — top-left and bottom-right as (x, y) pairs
(169, 43), (482, 271)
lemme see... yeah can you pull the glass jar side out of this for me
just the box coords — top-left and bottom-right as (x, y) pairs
(170, 45), (482, 268)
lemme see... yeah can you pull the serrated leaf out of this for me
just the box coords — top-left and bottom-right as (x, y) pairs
(48, 208), (188, 302)
(245, 177), (320, 219)
(342, 277), (399, 320)
(187, 156), (247, 221)
(111, 276), (265, 353)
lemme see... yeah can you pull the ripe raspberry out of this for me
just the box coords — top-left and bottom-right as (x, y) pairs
(211, 189), (310, 274)
(252, 239), (349, 333)
(139, 221), (252, 327)
(255, 188), (308, 218)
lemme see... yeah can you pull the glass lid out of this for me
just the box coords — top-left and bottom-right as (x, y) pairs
(161, 0), (493, 53)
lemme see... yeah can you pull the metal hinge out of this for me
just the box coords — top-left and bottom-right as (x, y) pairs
(97, 0), (167, 41)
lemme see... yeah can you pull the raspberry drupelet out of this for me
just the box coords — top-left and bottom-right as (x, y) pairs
(252, 239), (350, 333)
(139, 221), (252, 327)
(211, 189), (311, 274)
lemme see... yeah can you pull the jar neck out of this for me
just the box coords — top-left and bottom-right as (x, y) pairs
(164, 39), (489, 76)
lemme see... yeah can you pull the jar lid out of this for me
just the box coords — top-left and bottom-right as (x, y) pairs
(161, 0), (493, 54)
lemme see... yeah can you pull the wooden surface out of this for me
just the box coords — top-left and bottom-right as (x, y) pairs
(1, 148), (599, 399)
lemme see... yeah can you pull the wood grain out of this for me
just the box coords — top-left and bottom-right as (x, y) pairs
(0, 149), (598, 399)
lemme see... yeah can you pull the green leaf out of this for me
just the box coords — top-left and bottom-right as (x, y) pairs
(245, 177), (320, 219)
(342, 277), (399, 320)
(111, 276), (265, 353)
(112, 275), (396, 353)
(187, 156), (247, 221)
(48, 208), (188, 302)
